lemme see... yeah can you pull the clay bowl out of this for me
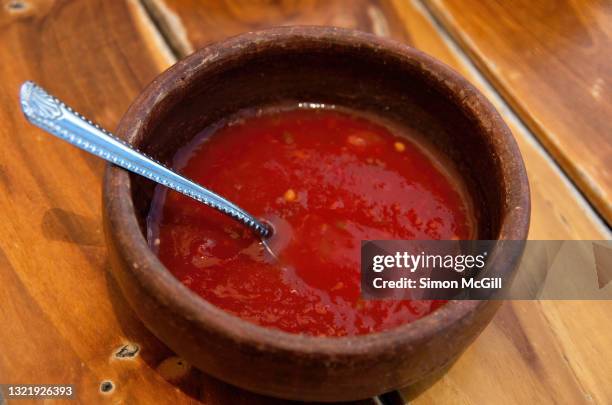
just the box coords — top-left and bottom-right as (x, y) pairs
(103, 27), (530, 402)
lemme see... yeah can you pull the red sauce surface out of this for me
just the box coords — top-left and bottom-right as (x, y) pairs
(148, 108), (473, 336)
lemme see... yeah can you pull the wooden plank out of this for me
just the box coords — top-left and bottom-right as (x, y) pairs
(141, 0), (612, 404)
(382, 3), (612, 403)
(142, 0), (413, 54)
(0, 1), (382, 404)
(424, 0), (612, 225)
(0, 0), (176, 397)
(0, 0), (197, 403)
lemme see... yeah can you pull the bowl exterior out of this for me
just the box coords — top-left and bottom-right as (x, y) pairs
(103, 26), (530, 402)
(104, 220), (502, 400)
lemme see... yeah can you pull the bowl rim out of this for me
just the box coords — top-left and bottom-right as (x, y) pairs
(103, 26), (530, 358)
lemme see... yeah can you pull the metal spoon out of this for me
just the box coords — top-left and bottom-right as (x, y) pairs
(19, 81), (271, 240)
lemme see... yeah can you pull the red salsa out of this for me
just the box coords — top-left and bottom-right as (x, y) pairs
(147, 107), (473, 336)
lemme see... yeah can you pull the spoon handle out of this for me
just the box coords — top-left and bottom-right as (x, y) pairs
(19, 81), (270, 239)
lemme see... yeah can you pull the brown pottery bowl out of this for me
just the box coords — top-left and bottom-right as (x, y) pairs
(103, 26), (530, 402)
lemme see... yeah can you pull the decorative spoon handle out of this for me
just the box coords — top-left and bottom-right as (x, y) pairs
(19, 81), (270, 239)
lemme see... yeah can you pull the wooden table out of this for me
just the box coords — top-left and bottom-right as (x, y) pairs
(0, 0), (610, 403)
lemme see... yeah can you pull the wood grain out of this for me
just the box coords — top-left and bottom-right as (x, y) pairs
(0, 1), (384, 404)
(0, 0), (192, 403)
(425, 0), (612, 225)
(141, 0), (413, 54)
(141, 0), (612, 404)
(1, 0), (610, 404)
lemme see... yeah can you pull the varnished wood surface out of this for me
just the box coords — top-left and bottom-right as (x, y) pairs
(0, 0), (610, 404)
(0, 0), (190, 403)
(142, 0), (413, 54)
(425, 0), (612, 225)
(0, 1), (380, 404)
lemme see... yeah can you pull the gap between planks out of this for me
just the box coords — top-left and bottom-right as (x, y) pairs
(128, 0), (179, 65)
(139, 0), (191, 59)
(412, 0), (610, 401)
(414, 0), (610, 237)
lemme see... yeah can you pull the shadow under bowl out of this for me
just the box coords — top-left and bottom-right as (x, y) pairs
(103, 26), (530, 402)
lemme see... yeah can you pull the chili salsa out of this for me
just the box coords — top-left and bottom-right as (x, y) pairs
(147, 106), (474, 337)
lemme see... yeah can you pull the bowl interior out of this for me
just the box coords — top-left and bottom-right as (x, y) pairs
(128, 35), (506, 242)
